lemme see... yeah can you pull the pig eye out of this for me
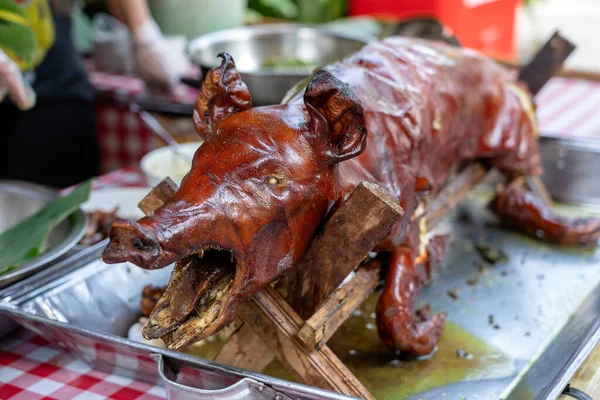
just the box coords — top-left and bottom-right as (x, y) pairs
(265, 175), (287, 186)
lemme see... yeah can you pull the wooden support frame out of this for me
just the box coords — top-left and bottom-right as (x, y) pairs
(136, 165), (481, 399)
(296, 261), (381, 351)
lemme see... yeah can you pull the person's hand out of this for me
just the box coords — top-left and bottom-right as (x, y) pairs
(0, 49), (36, 110)
(132, 19), (182, 92)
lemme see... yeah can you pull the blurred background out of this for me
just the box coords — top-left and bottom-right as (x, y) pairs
(1, 0), (599, 186)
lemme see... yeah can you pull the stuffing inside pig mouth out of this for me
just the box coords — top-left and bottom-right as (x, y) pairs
(143, 245), (237, 350)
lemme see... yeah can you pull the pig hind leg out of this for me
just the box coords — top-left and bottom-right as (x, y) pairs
(483, 84), (600, 245)
(376, 234), (448, 356)
(489, 180), (600, 245)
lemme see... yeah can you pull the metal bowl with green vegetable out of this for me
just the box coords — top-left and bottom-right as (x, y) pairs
(0, 180), (89, 290)
(187, 24), (372, 105)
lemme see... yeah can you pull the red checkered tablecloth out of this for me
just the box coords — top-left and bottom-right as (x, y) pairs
(91, 70), (199, 174)
(92, 166), (147, 190)
(537, 77), (600, 138)
(0, 328), (165, 400)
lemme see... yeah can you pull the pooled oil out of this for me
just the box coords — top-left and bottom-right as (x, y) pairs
(183, 292), (514, 399)
(321, 293), (514, 399)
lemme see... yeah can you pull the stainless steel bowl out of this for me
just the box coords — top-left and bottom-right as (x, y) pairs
(0, 181), (87, 290)
(188, 24), (372, 106)
(539, 136), (600, 207)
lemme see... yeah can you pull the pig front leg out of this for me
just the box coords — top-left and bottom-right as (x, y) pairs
(376, 234), (448, 357)
(489, 181), (600, 245)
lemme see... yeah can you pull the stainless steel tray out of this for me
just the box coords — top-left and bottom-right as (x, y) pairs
(1, 190), (599, 399)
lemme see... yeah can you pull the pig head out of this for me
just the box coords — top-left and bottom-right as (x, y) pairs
(102, 53), (367, 349)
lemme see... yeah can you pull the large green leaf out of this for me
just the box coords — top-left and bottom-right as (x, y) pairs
(0, 0), (27, 17)
(0, 179), (92, 275)
(0, 20), (36, 64)
(0, 0), (36, 64)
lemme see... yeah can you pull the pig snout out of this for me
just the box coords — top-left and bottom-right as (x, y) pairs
(102, 219), (177, 269)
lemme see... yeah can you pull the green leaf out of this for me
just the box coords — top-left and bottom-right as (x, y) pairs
(248, 0), (298, 19)
(0, 179), (92, 274)
(0, 0), (28, 17)
(0, 0), (36, 65)
(0, 20), (36, 64)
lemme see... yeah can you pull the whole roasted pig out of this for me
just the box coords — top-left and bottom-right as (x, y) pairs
(103, 38), (600, 356)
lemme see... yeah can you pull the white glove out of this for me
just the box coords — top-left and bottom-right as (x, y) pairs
(0, 49), (36, 110)
(132, 20), (185, 92)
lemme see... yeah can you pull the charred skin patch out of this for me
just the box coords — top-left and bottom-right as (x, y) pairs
(142, 246), (236, 349)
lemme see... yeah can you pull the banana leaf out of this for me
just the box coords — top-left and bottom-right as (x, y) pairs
(0, 179), (92, 275)
(0, 0), (36, 65)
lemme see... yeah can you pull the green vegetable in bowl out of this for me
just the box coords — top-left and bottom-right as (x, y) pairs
(261, 58), (318, 71)
(0, 179), (92, 275)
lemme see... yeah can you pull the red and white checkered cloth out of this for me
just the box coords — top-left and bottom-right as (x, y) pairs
(92, 166), (147, 190)
(91, 69), (199, 174)
(0, 328), (165, 400)
(537, 77), (600, 138)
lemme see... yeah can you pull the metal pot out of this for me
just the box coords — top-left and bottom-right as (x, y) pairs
(187, 24), (372, 106)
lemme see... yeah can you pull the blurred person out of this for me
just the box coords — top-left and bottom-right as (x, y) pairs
(0, 0), (177, 188)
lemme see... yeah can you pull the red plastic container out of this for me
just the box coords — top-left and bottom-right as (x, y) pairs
(349, 0), (521, 60)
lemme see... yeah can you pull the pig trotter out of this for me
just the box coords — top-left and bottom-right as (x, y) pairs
(489, 182), (600, 245)
(377, 243), (447, 356)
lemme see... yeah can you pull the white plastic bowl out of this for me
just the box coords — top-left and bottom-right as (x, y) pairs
(140, 142), (203, 187)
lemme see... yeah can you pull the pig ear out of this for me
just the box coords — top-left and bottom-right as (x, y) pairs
(304, 70), (367, 164)
(193, 53), (252, 139)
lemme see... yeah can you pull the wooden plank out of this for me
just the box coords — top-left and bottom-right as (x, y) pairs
(277, 182), (403, 319)
(137, 177), (177, 215)
(214, 323), (275, 372)
(296, 260), (381, 351)
(518, 31), (576, 96)
(421, 163), (489, 230)
(558, 343), (600, 399)
(497, 57), (600, 83)
(237, 286), (375, 400)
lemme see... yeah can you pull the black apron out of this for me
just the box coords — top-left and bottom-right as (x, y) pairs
(0, 9), (99, 188)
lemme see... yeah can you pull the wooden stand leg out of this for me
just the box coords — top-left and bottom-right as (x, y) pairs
(296, 260), (381, 351)
(420, 163), (488, 230)
(214, 323), (274, 372)
(238, 286), (375, 400)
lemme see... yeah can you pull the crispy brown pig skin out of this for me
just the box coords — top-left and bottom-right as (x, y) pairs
(104, 37), (545, 355)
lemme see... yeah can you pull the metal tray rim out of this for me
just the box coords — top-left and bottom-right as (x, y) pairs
(549, 323), (600, 398)
(0, 305), (355, 400)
